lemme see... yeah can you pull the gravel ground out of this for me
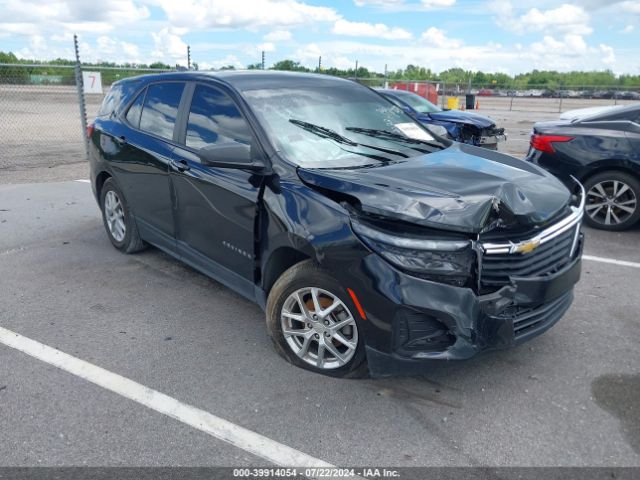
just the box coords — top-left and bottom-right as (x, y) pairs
(0, 162), (89, 184)
(0, 85), (102, 172)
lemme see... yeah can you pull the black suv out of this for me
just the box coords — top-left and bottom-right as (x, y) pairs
(89, 71), (584, 377)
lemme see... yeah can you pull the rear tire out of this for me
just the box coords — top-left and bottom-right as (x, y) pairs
(100, 178), (147, 253)
(583, 171), (640, 231)
(266, 260), (368, 378)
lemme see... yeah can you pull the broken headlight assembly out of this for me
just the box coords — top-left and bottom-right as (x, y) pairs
(351, 221), (475, 287)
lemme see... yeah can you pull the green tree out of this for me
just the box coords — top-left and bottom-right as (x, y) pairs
(0, 51), (20, 63)
(271, 59), (309, 72)
(149, 61), (171, 70)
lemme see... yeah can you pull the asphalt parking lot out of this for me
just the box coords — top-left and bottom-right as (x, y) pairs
(0, 179), (639, 468)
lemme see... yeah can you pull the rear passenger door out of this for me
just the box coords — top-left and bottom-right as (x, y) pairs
(170, 83), (262, 297)
(116, 81), (186, 249)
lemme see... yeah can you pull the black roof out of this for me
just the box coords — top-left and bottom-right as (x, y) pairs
(116, 70), (357, 92)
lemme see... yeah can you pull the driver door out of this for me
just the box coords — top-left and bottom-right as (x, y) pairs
(170, 83), (262, 298)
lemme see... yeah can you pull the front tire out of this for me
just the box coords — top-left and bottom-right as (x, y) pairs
(266, 260), (368, 378)
(100, 178), (146, 253)
(583, 171), (640, 231)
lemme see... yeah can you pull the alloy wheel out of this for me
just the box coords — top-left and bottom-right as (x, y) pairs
(280, 287), (358, 370)
(585, 180), (637, 226)
(104, 190), (126, 242)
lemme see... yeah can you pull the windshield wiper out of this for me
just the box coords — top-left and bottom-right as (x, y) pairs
(289, 119), (358, 146)
(288, 119), (409, 160)
(345, 127), (444, 151)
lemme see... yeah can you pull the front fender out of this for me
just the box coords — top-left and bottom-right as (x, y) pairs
(259, 175), (361, 272)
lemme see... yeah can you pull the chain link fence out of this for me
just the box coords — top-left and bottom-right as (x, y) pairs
(0, 63), (171, 172)
(0, 64), (83, 170)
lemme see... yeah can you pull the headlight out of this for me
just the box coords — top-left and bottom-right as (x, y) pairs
(424, 124), (449, 138)
(352, 221), (475, 287)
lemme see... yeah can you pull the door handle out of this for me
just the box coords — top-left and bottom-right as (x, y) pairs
(170, 159), (190, 172)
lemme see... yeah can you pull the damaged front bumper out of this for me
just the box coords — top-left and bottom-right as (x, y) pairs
(364, 249), (582, 377)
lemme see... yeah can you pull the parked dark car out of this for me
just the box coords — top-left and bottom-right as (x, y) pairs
(526, 103), (640, 231)
(89, 71), (584, 377)
(377, 88), (506, 150)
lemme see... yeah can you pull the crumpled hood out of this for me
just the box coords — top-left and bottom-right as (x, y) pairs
(298, 143), (571, 233)
(421, 110), (495, 129)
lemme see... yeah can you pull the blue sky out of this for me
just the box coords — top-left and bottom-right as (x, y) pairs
(1, 0), (639, 74)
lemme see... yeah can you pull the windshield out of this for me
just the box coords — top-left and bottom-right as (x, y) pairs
(386, 90), (441, 114)
(242, 85), (443, 168)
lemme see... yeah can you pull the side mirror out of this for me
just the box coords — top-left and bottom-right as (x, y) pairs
(198, 142), (265, 171)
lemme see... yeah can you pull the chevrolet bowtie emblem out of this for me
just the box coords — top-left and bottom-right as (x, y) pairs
(511, 238), (541, 254)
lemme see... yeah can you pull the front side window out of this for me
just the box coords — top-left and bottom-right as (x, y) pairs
(186, 85), (252, 150)
(139, 82), (185, 140)
(390, 91), (441, 114)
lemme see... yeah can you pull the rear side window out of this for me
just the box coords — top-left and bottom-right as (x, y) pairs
(139, 82), (185, 140)
(185, 85), (252, 150)
(125, 89), (146, 129)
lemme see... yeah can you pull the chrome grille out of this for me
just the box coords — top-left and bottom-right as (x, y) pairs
(480, 180), (585, 292)
(481, 225), (580, 289)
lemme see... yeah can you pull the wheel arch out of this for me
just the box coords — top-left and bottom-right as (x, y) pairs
(95, 171), (112, 202)
(579, 162), (640, 184)
(261, 246), (311, 297)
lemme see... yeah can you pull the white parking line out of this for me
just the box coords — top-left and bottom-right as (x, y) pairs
(583, 254), (640, 269)
(0, 326), (334, 469)
(74, 179), (90, 183)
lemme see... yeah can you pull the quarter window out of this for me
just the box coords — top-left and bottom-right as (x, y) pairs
(185, 85), (252, 150)
(97, 85), (123, 117)
(139, 82), (185, 140)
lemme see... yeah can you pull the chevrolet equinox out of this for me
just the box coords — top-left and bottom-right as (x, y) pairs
(88, 71), (584, 377)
